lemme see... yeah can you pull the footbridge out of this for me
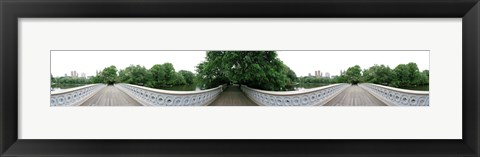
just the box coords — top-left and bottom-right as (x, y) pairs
(50, 83), (429, 106)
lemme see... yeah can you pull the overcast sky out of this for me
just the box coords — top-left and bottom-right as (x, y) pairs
(51, 51), (429, 77)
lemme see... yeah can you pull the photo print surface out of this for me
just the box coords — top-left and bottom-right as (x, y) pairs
(50, 50), (429, 107)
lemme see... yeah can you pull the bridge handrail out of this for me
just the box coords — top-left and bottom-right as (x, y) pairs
(51, 84), (101, 95)
(241, 83), (349, 106)
(116, 83), (224, 106)
(50, 84), (106, 106)
(117, 83), (222, 95)
(359, 83), (429, 106)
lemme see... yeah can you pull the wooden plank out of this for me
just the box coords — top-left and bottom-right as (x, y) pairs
(209, 85), (258, 106)
(324, 85), (387, 106)
(80, 86), (142, 106)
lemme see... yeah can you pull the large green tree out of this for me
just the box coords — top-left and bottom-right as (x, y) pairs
(148, 64), (166, 87)
(196, 51), (297, 91)
(178, 70), (195, 85)
(391, 62), (422, 88)
(345, 65), (362, 84)
(118, 65), (150, 86)
(162, 63), (177, 86)
(362, 64), (394, 85)
(100, 65), (118, 85)
(148, 63), (185, 87)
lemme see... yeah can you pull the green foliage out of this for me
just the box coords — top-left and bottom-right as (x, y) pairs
(419, 70), (429, 85)
(118, 65), (150, 86)
(174, 72), (186, 85)
(345, 65), (362, 84)
(148, 64), (166, 87)
(333, 70), (347, 83)
(362, 64), (394, 85)
(196, 55), (231, 89)
(178, 70), (195, 85)
(338, 62), (428, 89)
(162, 63), (177, 86)
(299, 76), (335, 84)
(391, 63), (421, 88)
(51, 76), (93, 85)
(101, 65), (118, 85)
(195, 51), (297, 91)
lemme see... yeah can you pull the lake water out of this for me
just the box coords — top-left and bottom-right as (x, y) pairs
(51, 84), (89, 92)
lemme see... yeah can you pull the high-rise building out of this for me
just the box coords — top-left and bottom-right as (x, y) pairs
(314, 70), (323, 77)
(325, 72), (330, 78)
(81, 73), (86, 78)
(71, 70), (79, 77)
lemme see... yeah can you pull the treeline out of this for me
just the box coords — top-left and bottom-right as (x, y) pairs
(51, 74), (92, 85)
(85, 63), (195, 88)
(299, 76), (336, 84)
(336, 63), (429, 88)
(195, 51), (297, 91)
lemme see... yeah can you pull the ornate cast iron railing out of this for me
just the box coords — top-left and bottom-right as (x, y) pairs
(241, 83), (350, 106)
(359, 83), (429, 106)
(116, 83), (224, 106)
(50, 84), (106, 106)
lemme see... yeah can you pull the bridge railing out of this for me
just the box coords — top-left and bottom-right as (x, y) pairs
(241, 83), (350, 106)
(50, 84), (106, 106)
(359, 83), (429, 106)
(116, 83), (224, 106)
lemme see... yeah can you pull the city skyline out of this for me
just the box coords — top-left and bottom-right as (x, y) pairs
(51, 51), (429, 77)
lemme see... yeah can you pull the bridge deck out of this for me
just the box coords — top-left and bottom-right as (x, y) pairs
(209, 85), (258, 106)
(80, 86), (142, 106)
(324, 85), (387, 106)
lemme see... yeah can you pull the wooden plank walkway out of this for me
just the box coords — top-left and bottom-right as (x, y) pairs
(80, 86), (142, 106)
(209, 85), (258, 106)
(324, 85), (387, 106)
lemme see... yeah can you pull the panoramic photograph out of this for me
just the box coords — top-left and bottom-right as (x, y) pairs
(50, 50), (429, 107)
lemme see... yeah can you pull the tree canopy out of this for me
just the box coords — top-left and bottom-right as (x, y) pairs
(100, 65), (118, 85)
(332, 62), (428, 88)
(68, 64), (196, 89)
(345, 65), (362, 84)
(196, 51), (297, 91)
(362, 64), (394, 85)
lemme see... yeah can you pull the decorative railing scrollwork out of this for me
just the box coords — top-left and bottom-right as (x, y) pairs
(359, 83), (429, 106)
(50, 84), (106, 106)
(116, 83), (224, 106)
(241, 83), (349, 106)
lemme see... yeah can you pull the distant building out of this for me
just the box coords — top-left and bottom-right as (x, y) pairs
(71, 70), (78, 77)
(325, 72), (330, 78)
(315, 70), (322, 77)
(81, 73), (86, 78)
(308, 73), (312, 76)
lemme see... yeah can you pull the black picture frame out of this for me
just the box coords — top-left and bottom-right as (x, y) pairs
(1, 0), (479, 156)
